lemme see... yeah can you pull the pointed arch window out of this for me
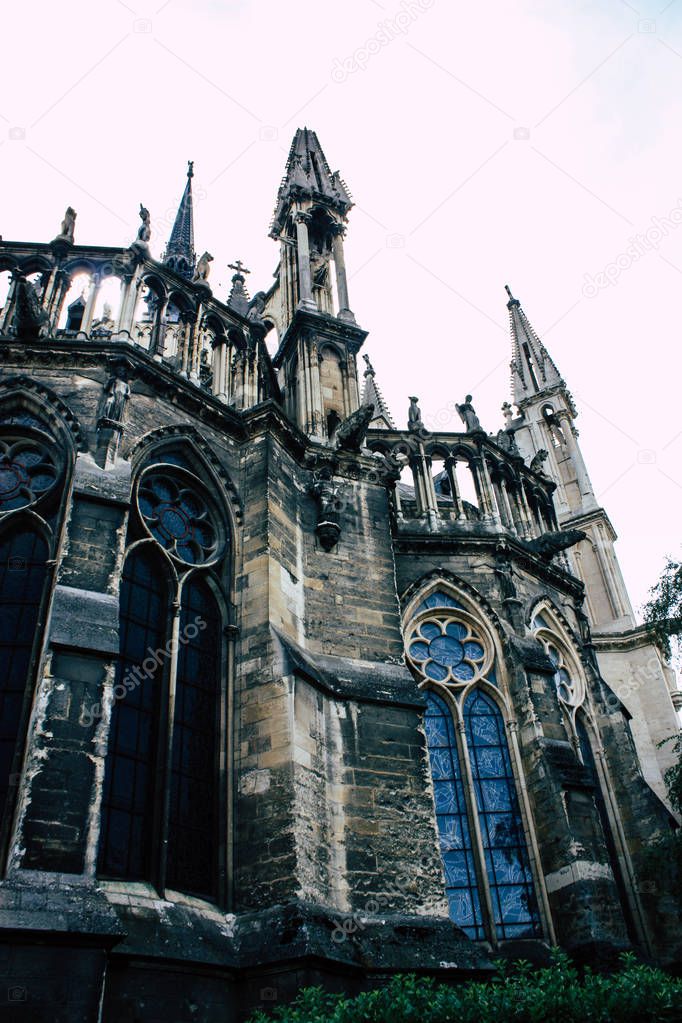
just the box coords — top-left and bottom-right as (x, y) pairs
(0, 409), (69, 860)
(0, 530), (49, 828)
(98, 455), (230, 902)
(408, 587), (543, 943)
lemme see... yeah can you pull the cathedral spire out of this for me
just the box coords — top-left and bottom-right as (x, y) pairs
(362, 354), (395, 430)
(506, 285), (565, 408)
(269, 128), (352, 239)
(163, 161), (196, 280)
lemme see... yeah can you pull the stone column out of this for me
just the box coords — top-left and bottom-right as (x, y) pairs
(331, 227), (355, 322)
(81, 278), (101, 336)
(557, 412), (596, 506)
(444, 456), (464, 520)
(295, 212), (316, 311)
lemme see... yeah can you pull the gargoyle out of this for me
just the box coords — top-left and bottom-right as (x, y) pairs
(11, 273), (49, 340)
(334, 402), (375, 452)
(529, 449), (550, 475)
(524, 528), (586, 561)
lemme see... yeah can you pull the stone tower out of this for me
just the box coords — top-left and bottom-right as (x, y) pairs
(264, 128), (367, 439)
(0, 134), (678, 1022)
(506, 286), (681, 800)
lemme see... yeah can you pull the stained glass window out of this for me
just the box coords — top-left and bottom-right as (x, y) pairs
(0, 438), (57, 511)
(424, 691), (485, 939)
(415, 590), (464, 614)
(167, 578), (220, 897)
(464, 691), (541, 939)
(98, 548), (168, 880)
(138, 473), (219, 565)
(0, 529), (48, 826)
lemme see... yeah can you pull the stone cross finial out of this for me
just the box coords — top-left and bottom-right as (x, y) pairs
(228, 259), (251, 277)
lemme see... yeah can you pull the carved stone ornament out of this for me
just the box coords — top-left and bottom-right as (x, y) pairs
(310, 467), (344, 551)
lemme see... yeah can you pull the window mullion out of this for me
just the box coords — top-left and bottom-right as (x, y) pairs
(156, 594), (182, 896)
(506, 718), (556, 945)
(456, 714), (497, 947)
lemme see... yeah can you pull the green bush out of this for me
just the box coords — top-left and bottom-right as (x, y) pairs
(248, 950), (682, 1023)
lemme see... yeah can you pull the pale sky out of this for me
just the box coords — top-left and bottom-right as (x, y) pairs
(2, 0), (681, 615)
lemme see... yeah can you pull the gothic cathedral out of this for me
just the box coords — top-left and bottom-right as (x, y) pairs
(0, 129), (679, 1021)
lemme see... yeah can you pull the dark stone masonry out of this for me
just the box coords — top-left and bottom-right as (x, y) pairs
(0, 130), (679, 1021)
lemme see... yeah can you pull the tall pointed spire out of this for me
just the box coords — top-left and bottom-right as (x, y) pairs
(269, 128), (353, 238)
(163, 161), (196, 280)
(506, 285), (568, 408)
(362, 354), (395, 430)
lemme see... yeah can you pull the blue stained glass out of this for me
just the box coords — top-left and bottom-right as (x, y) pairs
(425, 661), (448, 681)
(416, 591), (464, 613)
(452, 662), (475, 681)
(410, 641), (429, 661)
(430, 635), (464, 666)
(533, 613), (550, 630)
(420, 622), (441, 640)
(445, 622), (468, 640)
(464, 690), (542, 940)
(424, 691), (485, 940)
(464, 641), (484, 662)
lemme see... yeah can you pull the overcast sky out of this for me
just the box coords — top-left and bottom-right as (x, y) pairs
(2, 0), (680, 616)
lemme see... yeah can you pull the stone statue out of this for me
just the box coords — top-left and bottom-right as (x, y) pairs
(408, 396), (426, 435)
(334, 402), (375, 452)
(529, 449), (550, 476)
(101, 365), (131, 423)
(456, 395), (481, 432)
(193, 251), (213, 284)
(11, 272), (49, 340)
(102, 302), (113, 322)
(501, 401), (514, 428)
(56, 206), (76, 244)
(494, 541), (517, 599)
(247, 291), (266, 323)
(496, 428), (519, 456)
(137, 205), (151, 243)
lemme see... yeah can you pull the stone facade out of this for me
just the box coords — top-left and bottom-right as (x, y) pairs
(0, 130), (679, 1022)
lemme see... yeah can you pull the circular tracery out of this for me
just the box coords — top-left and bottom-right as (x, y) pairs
(0, 437), (58, 511)
(533, 616), (585, 710)
(138, 471), (220, 565)
(407, 612), (490, 684)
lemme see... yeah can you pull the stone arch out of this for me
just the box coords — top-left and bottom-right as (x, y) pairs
(0, 376), (86, 452)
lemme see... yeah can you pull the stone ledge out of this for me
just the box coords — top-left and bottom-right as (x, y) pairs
(49, 585), (119, 655)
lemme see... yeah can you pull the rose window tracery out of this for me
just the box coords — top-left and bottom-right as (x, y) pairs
(532, 613), (585, 710)
(0, 438), (58, 512)
(407, 610), (491, 685)
(138, 472), (220, 565)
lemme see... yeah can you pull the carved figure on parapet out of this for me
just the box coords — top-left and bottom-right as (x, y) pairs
(494, 541), (518, 600)
(456, 394), (482, 432)
(137, 205), (151, 242)
(334, 402), (375, 452)
(496, 427), (520, 456)
(53, 206), (76, 245)
(129, 204), (152, 259)
(310, 467), (344, 551)
(11, 271), (49, 340)
(408, 396), (427, 435)
(529, 449), (551, 478)
(192, 251), (213, 285)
